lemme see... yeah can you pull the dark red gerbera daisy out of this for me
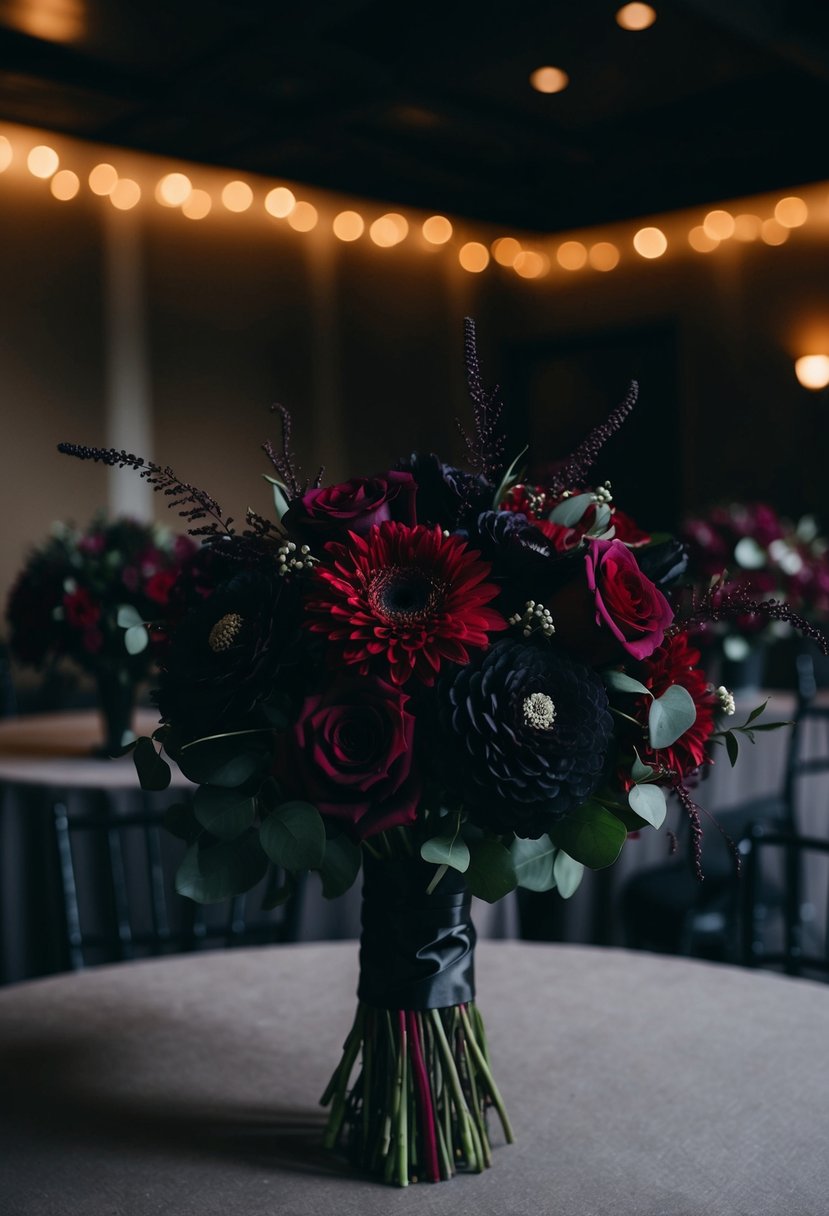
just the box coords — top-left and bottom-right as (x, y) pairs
(635, 631), (717, 778)
(305, 521), (507, 685)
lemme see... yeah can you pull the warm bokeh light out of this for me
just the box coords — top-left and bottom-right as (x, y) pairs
(288, 201), (318, 232)
(774, 196), (808, 228)
(50, 169), (79, 200)
(513, 250), (550, 278)
(616, 3), (657, 30)
(156, 172), (192, 207)
(221, 180), (253, 212)
(5, 0), (84, 42)
(556, 240), (587, 270)
(588, 241), (620, 271)
(0, 136), (12, 172)
(333, 210), (364, 241)
(794, 355), (829, 390)
(369, 213), (407, 246)
(27, 145), (59, 178)
(760, 218), (789, 246)
(633, 226), (667, 258)
(458, 242), (489, 272)
(688, 226), (719, 252)
(109, 179), (141, 210)
(733, 213), (762, 242)
(492, 236), (522, 266)
(422, 215), (453, 244)
(182, 189), (212, 220)
(88, 163), (117, 195)
(703, 209), (735, 240)
(530, 66), (569, 94)
(265, 187), (296, 218)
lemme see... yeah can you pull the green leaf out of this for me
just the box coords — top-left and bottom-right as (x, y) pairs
(745, 698), (771, 724)
(162, 801), (201, 844)
(133, 735), (171, 791)
(550, 801), (627, 869)
(490, 445), (529, 510)
(318, 833), (362, 899)
(603, 670), (652, 697)
(175, 831), (268, 904)
(724, 730), (739, 766)
(631, 752), (655, 783)
(628, 783), (667, 829)
(124, 624), (149, 655)
(420, 835), (471, 873)
(465, 838), (517, 903)
(260, 801), (326, 871)
(116, 604), (143, 628)
(263, 474), (291, 521)
(553, 850), (585, 899)
(193, 784), (256, 841)
(177, 734), (272, 788)
(548, 492), (594, 527)
(510, 834), (558, 892)
(648, 684), (697, 750)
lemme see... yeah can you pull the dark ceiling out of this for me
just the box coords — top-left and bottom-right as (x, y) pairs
(1, 0), (829, 233)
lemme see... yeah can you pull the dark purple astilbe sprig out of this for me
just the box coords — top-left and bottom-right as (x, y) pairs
(546, 380), (639, 497)
(672, 780), (742, 883)
(56, 444), (234, 536)
(455, 316), (506, 485)
(262, 403), (324, 499)
(672, 580), (829, 655)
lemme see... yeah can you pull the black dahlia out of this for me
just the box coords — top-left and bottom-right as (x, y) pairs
(439, 638), (613, 837)
(461, 510), (583, 612)
(154, 565), (304, 742)
(396, 452), (493, 531)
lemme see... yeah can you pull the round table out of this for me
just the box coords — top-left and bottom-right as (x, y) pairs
(0, 941), (826, 1215)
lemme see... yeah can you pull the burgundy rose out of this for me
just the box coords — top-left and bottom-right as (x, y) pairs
(547, 538), (673, 665)
(284, 471), (417, 541)
(288, 676), (420, 839)
(63, 587), (101, 629)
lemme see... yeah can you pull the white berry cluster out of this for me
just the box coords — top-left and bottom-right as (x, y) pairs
(508, 600), (555, 640)
(277, 541), (319, 576)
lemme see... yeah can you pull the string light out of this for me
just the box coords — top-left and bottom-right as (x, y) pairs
(27, 145), (59, 178)
(588, 242), (620, 270)
(513, 251), (550, 278)
(556, 240), (587, 270)
(760, 218), (789, 246)
(422, 215), (452, 244)
(109, 179), (141, 210)
(492, 236), (522, 266)
(265, 187), (295, 218)
(529, 66), (569, 94)
(688, 226), (718, 253)
(774, 196), (808, 228)
(156, 173), (192, 207)
(288, 201), (318, 232)
(88, 163), (117, 196)
(616, 4), (657, 31)
(458, 242), (489, 272)
(221, 180), (253, 212)
(633, 226), (667, 258)
(50, 170), (79, 200)
(333, 210), (364, 241)
(370, 213), (407, 246)
(0, 136), (12, 172)
(733, 214), (762, 242)
(182, 189), (212, 220)
(703, 209), (735, 240)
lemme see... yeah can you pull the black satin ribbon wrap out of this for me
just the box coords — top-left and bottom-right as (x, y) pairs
(357, 854), (476, 1011)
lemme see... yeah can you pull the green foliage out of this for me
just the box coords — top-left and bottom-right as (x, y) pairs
(648, 684), (697, 750)
(193, 785), (257, 841)
(421, 835), (471, 874)
(548, 492), (594, 527)
(510, 835), (557, 892)
(552, 850), (584, 898)
(465, 838), (517, 903)
(133, 736), (171, 791)
(163, 801), (202, 844)
(176, 732), (273, 788)
(628, 782), (667, 829)
(260, 801), (327, 872)
(318, 833), (362, 899)
(175, 831), (268, 903)
(549, 800), (627, 869)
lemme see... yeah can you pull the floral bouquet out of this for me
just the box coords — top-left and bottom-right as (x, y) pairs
(58, 320), (825, 1186)
(680, 501), (829, 682)
(4, 513), (197, 752)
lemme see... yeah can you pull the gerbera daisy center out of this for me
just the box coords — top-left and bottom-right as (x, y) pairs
(368, 565), (446, 625)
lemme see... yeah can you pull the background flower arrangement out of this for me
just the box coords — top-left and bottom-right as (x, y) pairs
(4, 513), (198, 749)
(58, 318), (825, 1187)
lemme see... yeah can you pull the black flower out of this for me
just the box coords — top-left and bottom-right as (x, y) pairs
(396, 452), (493, 530)
(438, 638), (613, 837)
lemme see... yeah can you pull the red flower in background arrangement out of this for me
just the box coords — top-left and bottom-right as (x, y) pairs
(305, 521), (507, 685)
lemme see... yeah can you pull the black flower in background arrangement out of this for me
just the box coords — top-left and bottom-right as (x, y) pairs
(439, 638), (614, 838)
(154, 563), (304, 743)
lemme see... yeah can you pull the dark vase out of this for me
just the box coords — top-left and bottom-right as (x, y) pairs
(93, 668), (138, 757)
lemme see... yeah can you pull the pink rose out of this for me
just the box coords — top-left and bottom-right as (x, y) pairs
(284, 471), (417, 541)
(288, 677), (420, 839)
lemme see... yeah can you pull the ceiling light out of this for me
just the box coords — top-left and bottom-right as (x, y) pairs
(530, 66), (569, 95)
(616, 4), (657, 31)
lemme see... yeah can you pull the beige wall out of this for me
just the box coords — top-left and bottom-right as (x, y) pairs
(2, 126), (829, 656)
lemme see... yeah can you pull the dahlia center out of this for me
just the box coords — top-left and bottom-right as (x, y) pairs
(367, 565), (445, 624)
(523, 691), (557, 730)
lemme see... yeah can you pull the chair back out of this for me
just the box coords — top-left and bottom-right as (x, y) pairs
(740, 822), (829, 980)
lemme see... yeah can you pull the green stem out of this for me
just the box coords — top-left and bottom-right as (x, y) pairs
(321, 1004), (365, 1149)
(430, 1009), (478, 1170)
(459, 1005), (514, 1144)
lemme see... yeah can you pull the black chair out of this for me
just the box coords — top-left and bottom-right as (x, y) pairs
(53, 791), (304, 971)
(740, 822), (829, 980)
(619, 648), (829, 962)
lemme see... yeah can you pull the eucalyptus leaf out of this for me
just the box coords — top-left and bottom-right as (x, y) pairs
(163, 801), (202, 844)
(548, 492), (594, 527)
(648, 684), (697, 749)
(603, 670), (652, 697)
(133, 736), (171, 791)
(116, 604), (143, 629)
(549, 801), (627, 869)
(465, 838), (517, 903)
(318, 833), (362, 899)
(510, 835), (557, 892)
(631, 752), (655, 783)
(193, 785), (257, 841)
(177, 734), (272, 788)
(124, 624), (149, 655)
(553, 850), (585, 899)
(263, 474), (291, 521)
(421, 835), (471, 873)
(260, 801), (326, 872)
(628, 782), (667, 829)
(175, 830), (268, 904)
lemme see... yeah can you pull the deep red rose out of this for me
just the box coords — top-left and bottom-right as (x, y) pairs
(634, 633), (717, 778)
(288, 676), (420, 839)
(535, 518), (583, 553)
(145, 569), (177, 605)
(63, 587), (100, 629)
(546, 538), (673, 665)
(284, 471), (417, 541)
(610, 508), (651, 547)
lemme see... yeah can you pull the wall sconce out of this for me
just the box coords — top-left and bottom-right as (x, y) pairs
(794, 355), (829, 390)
